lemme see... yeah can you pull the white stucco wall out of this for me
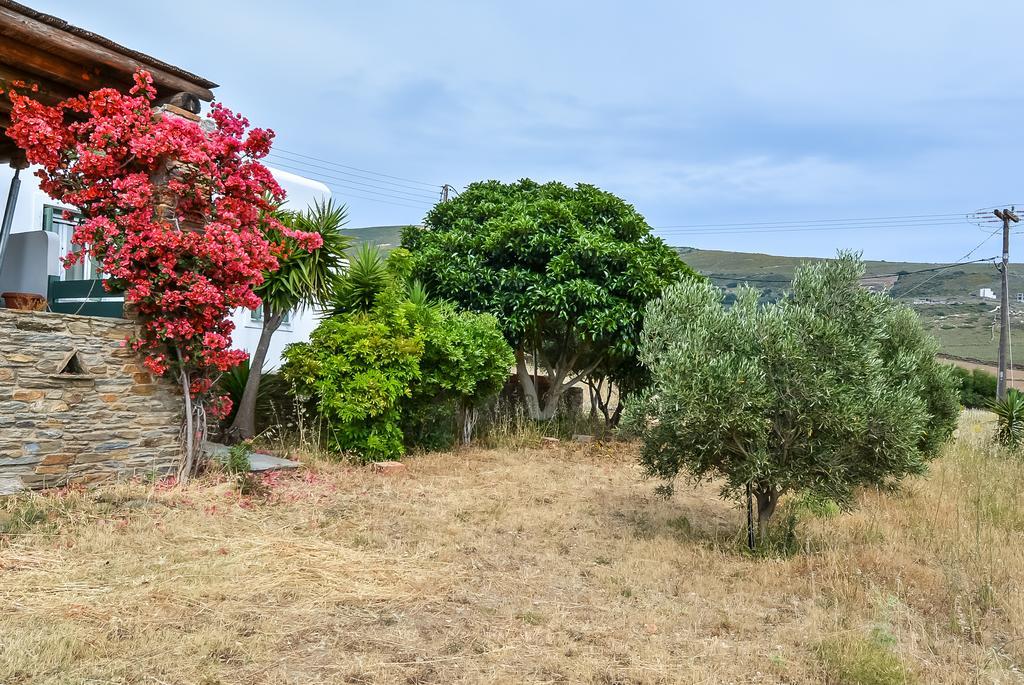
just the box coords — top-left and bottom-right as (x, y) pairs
(0, 164), (331, 369)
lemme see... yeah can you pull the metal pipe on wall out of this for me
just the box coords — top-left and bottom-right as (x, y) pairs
(0, 167), (23, 276)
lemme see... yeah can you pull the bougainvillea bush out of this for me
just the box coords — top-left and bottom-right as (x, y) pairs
(4, 71), (321, 476)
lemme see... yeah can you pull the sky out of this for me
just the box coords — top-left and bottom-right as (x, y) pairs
(31, 1), (1024, 262)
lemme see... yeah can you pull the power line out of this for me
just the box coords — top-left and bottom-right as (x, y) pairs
(265, 152), (442, 196)
(266, 159), (440, 203)
(898, 227), (1003, 299)
(273, 147), (440, 189)
(655, 212), (970, 230)
(302, 179), (432, 211)
(659, 221), (971, 237)
(703, 258), (996, 285)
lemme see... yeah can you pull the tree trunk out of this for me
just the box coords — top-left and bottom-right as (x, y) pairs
(755, 486), (780, 541)
(178, 367), (195, 482)
(516, 347), (544, 420)
(587, 378), (599, 420)
(226, 312), (282, 442)
(609, 399), (623, 428)
(458, 403), (478, 446)
(516, 346), (598, 422)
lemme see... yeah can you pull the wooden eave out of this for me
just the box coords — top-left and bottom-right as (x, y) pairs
(0, 0), (218, 163)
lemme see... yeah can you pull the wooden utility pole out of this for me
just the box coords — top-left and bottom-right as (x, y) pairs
(440, 184), (451, 202)
(995, 207), (1020, 399)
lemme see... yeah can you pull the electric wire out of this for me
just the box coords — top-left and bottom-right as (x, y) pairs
(265, 159), (439, 203)
(656, 212), (969, 230)
(265, 154), (441, 199)
(272, 147), (440, 189)
(703, 258), (996, 286)
(898, 227), (1003, 299)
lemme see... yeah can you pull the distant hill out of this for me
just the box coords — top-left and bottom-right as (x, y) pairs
(675, 247), (1024, 364)
(343, 225), (408, 252)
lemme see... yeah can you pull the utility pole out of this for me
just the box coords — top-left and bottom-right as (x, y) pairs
(440, 184), (450, 203)
(995, 207), (1020, 399)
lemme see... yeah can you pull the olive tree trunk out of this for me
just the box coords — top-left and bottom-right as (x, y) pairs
(755, 485), (781, 541)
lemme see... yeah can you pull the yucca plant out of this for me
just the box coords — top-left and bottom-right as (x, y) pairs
(990, 389), (1024, 449)
(330, 242), (390, 315)
(226, 198), (351, 442)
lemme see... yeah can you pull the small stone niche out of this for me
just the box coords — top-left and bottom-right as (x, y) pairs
(52, 348), (90, 378)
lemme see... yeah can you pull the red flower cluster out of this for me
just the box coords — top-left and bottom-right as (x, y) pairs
(5, 71), (321, 417)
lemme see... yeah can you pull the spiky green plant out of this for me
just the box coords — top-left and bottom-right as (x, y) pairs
(331, 243), (390, 315)
(990, 389), (1024, 450)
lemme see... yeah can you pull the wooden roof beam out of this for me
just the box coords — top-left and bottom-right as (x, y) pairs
(0, 35), (116, 93)
(0, 62), (77, 105)
(0, 3), (214, 101)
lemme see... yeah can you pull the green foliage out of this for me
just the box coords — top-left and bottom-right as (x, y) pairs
(402, 179), (696, 418)
(225, 442), (252, 475)
(948, 365), (996, 409)
(282, 304), (423, 461)
(258, 198), (352, 317)
(624, 252), (960, 526)
(402, 304), (515, 448)
(288, 242), (513, 457)
(0, 498), (47, 537)
(331, 242), (391, 315)
(990, 389), (1024, 450)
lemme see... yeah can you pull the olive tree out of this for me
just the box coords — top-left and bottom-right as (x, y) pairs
(402, 179), (694, 420)
(623, 253), (959, 539)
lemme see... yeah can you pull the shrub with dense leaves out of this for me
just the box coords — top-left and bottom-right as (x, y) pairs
(403, 304), (514, 448)
(281, 299), (423, 461)
(623, 252), (959, 539)
(949, 365), (996, 409)
(991, 389), (1024, 450)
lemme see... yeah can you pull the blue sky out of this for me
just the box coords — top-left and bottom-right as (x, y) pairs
(34, 1), (1024, 262)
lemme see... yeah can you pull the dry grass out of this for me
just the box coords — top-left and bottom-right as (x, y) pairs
(0, 411), (1022, 684)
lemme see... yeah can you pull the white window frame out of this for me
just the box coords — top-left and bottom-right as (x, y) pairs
(248, 305), (292, 330)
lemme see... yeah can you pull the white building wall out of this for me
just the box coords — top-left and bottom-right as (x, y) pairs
(0, 165), (330, 370)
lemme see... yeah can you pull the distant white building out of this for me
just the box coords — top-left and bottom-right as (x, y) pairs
(980, 288), (997, 300)
(1017, 292), (1024, 303)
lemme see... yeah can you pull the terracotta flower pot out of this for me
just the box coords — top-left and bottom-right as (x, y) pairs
(1, 292), (47, 311)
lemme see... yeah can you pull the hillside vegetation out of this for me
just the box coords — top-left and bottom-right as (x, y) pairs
(677, 247), (1024, 364)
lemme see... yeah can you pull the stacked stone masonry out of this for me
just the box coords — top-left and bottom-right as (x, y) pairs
(0, 309), (181, 495)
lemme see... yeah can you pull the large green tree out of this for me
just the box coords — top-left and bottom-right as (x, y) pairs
(402, 179), (694, 420)
(226, 199), (350, 441)
(623, 253), (959, 540)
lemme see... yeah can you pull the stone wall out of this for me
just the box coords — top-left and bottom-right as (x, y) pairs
(0, 309), (181, 494)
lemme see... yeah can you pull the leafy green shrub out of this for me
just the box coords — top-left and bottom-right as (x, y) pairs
(624, 252), (959, 541)
(990, 389), (1024, 450)
(948, 365), (996, 409)
(403, 305), (514, 448)
(282, 306), (423, 461)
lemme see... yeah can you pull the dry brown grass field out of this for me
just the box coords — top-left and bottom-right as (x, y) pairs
(0, 411), (1021, 684)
